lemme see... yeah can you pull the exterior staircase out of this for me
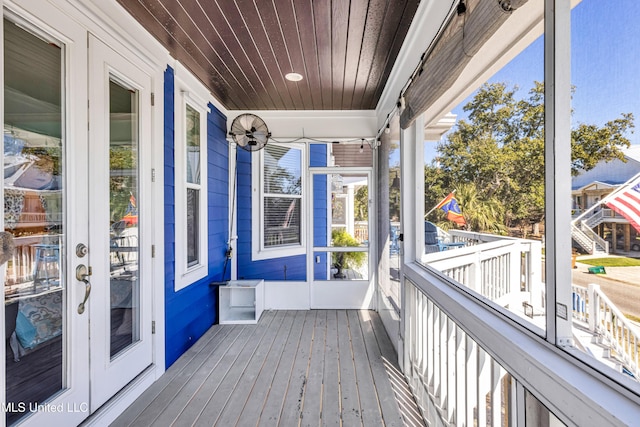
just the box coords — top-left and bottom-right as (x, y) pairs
(571, 206), (609, 255)
(571, 221), (608, 254)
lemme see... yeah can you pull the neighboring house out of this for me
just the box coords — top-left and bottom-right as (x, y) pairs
(572, 146), (640, 252)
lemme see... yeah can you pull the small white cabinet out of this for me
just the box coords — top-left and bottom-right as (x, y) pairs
(218, 280), (264, 324)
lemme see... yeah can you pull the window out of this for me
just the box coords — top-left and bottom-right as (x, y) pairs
(175, 84), (208, 290)
(252, 143), (305, 259)
(185, 104), (201, 267)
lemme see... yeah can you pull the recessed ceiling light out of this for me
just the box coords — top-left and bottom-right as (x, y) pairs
(285, 72), (303, 82)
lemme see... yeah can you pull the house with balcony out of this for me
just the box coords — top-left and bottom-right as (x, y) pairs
(571, 145), (640, 254)
(2, 0), (640, 426)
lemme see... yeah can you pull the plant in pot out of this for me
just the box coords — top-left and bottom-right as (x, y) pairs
(331, 229), (366, 279)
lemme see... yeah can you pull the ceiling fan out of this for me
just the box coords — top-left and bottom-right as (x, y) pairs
(228, 113), (271, 151)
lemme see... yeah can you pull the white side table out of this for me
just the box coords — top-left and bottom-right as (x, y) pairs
(218, 280), (264, 324)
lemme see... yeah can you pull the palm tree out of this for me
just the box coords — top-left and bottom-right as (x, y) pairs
(443, 183), (507, 234)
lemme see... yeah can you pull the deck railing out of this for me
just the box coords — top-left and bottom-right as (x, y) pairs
(572, 283), (640, 379)
(421, 236), (544, 313)
(405, 278), (514, 426)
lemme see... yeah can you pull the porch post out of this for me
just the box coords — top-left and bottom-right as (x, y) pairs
(377, 132), (391, 322)
(399, 114), (425, 371)
(544, 0), (573, 346)
(377, 133), (390, 271)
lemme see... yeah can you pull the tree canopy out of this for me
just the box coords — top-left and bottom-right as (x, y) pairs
(426, 81), (634, 234)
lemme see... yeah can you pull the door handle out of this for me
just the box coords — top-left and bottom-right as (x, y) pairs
(76, 264), (92, 314)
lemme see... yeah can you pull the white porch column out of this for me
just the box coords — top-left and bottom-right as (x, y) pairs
(399, 114), (425, 372)
(544, 0), (573, 346)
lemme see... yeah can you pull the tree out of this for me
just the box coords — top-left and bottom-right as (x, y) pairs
(428, 82), (633, 233)
(354, 186), (368, 221)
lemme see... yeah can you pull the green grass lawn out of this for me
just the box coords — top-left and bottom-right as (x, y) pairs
(577, 257), (640, 267)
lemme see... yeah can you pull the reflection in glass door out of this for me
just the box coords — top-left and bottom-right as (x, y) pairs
(108, 80), (140, 358)
(3, 18), (65, 426)
(313, 173), (370, 281)
(310, 169), (373, 308)
(88, 34), (153, 412)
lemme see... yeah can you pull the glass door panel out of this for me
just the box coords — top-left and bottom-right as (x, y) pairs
(108, 80), (140, 358)
(3, 18), (65, 425)
(312, 172), (370, 281)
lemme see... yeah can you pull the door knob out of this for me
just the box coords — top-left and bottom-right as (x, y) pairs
(76, 243), (88, 258)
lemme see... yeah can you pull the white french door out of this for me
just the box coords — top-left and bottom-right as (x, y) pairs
(87, 35), (153, 411)
(2, 4), (90, 426)
(309, 168), (375, 308)
(2, 5), (153, 425)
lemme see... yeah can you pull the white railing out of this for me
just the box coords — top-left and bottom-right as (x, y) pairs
(579, 220), (609, 253)
(572, 283), (640, 379)
(422, 237), (543, 313)
(405, 279), (514, 426)
(448, 229), (518, 246)
(583, 209), (605, 228)
(571, 221), (608, 254)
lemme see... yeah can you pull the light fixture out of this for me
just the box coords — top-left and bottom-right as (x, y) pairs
(285, 72), (303, 82)
(397, 95), (406, 114)
(385, 123), (390, 134)
(359, 140), (364, 153)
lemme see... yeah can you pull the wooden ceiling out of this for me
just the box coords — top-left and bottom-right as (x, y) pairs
(117, 0), (421, 111)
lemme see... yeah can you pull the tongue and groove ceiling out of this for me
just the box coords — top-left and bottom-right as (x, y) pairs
(117, 0), (421, 110)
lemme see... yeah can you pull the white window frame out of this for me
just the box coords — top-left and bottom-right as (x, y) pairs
(174, 73), (209, 291)
(252, 142), (306, 260)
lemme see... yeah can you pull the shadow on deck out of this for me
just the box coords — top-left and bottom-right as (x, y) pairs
(113, 310), (424, 426)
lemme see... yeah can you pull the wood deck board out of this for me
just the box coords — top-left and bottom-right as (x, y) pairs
(213, 310), (289, 426)
(347, 310), (385, 426)
(114, 310), (423, 427)
(336, 309), (363, 426)
(133, 324), (250, 426)
(255, 310), (308, 427)
(180, 311), (279, 426)
(300, 310), (327, 426)
(321, 310), (341, 427)
(235, 310), (299, 426)
(358, 310), (405, 427)
(115, 324), (241, 426)
(277, 310), (318, 427)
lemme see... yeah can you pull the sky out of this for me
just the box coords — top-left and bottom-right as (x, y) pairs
(422, 0), (640, 163)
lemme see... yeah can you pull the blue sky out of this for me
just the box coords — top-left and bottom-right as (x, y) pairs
(423, 0), (640, 163)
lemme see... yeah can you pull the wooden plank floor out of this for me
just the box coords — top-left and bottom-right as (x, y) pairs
(113, 310), (424, 427)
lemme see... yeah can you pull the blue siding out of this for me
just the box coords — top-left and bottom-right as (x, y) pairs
(311, 145), (329, 279)
(236, 148), (306, 280)
(164, 66), (229, 368)
(236, 144), (328, 281)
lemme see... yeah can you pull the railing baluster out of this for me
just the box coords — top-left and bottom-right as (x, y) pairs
(456, 325), (466, 426)
(466, 335), (477, 427)
(477, 348), (490, 427)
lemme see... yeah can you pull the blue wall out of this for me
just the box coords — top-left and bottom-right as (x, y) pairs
(311, 145), (329, 279)
(164, 66), (229, 368)
(236, 148), (306, 280)
(236, 144), (328, 281)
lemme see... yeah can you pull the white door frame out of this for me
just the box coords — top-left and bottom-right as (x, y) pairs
(87, 34), (154, 412)
(308, 166), (376, 309)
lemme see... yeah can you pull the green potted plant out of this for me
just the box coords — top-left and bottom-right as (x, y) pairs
(331, 229), (366, 279)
